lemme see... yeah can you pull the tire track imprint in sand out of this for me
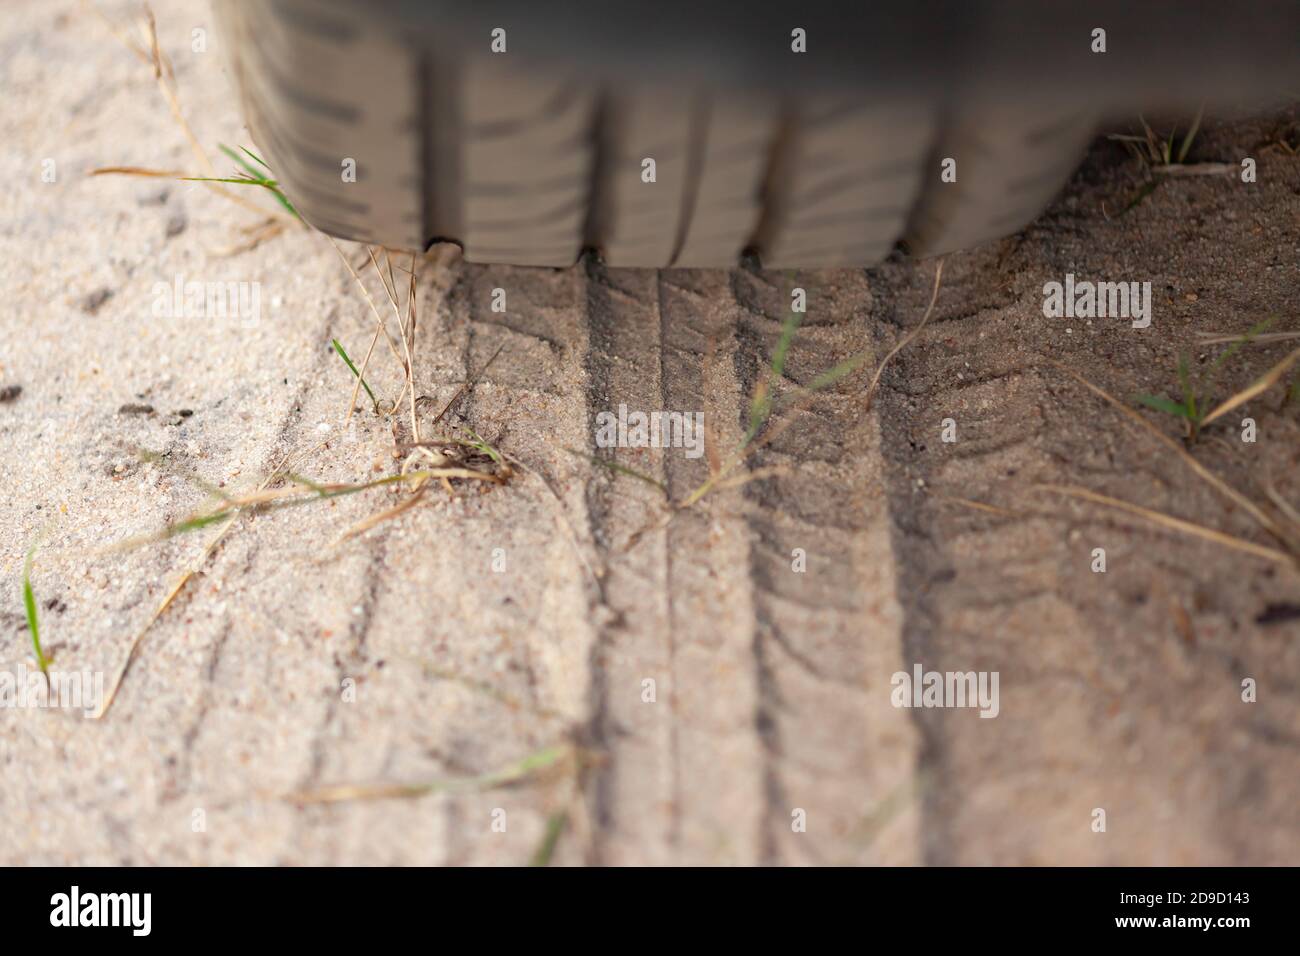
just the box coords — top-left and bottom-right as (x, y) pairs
(577, 262), (921, 864)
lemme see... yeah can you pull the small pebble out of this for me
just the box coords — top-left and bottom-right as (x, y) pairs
(80, 287), (113, 314)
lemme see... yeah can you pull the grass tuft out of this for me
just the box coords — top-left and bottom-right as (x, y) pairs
(1112, 111), (1205, 169)
(1134, 317), (1277, 440)
(1108, 106), (1216, 213)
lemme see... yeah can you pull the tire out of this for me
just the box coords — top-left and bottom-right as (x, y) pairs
(214, 0), (1300, 268)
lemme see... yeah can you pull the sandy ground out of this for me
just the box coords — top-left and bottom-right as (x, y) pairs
(1, 0), (1297, 865)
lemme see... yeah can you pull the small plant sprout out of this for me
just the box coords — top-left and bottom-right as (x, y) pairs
(1045, 361), (1300, 573)
(22, 542), (51, 676)
(1134, 317), (1280, 441)
(1109, 109), (1205, 170)
(1107, 106), (1237, 213)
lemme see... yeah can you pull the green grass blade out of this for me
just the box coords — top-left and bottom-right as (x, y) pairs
(238, 145), (272, 171)
(183, 175), (280, 187)
(477, 745), (568, 788)
(1121, 180), (1161, 215)
(331, 338), (379, 412)
(285, 473), (329, 494)
(1134, 394), (1193, 418)
(566, 448), (666, 494)
(529, 812), (568, 867)
(747, 307), (803, 441)
(268, 188), (299, 219)
(461, 426), (504, 466)
(158, 510), (240, 539)
(291, 744), (569, 804)
(770, 310), (799, 379)
(22, 544), (49, 674)
(191, 144), (301, 221)
(1211, 315), (1276, 373)
(805, 349), (873, 393)
(219, 143), (265, 179)
(1176, 105), (1204, 165)
(1177, 354), (1198, 420)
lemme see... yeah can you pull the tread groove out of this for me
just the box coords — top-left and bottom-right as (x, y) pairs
(667, 95), (711, 266)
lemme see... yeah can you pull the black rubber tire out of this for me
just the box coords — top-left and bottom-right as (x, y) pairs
(213, 0), (1300, 267)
